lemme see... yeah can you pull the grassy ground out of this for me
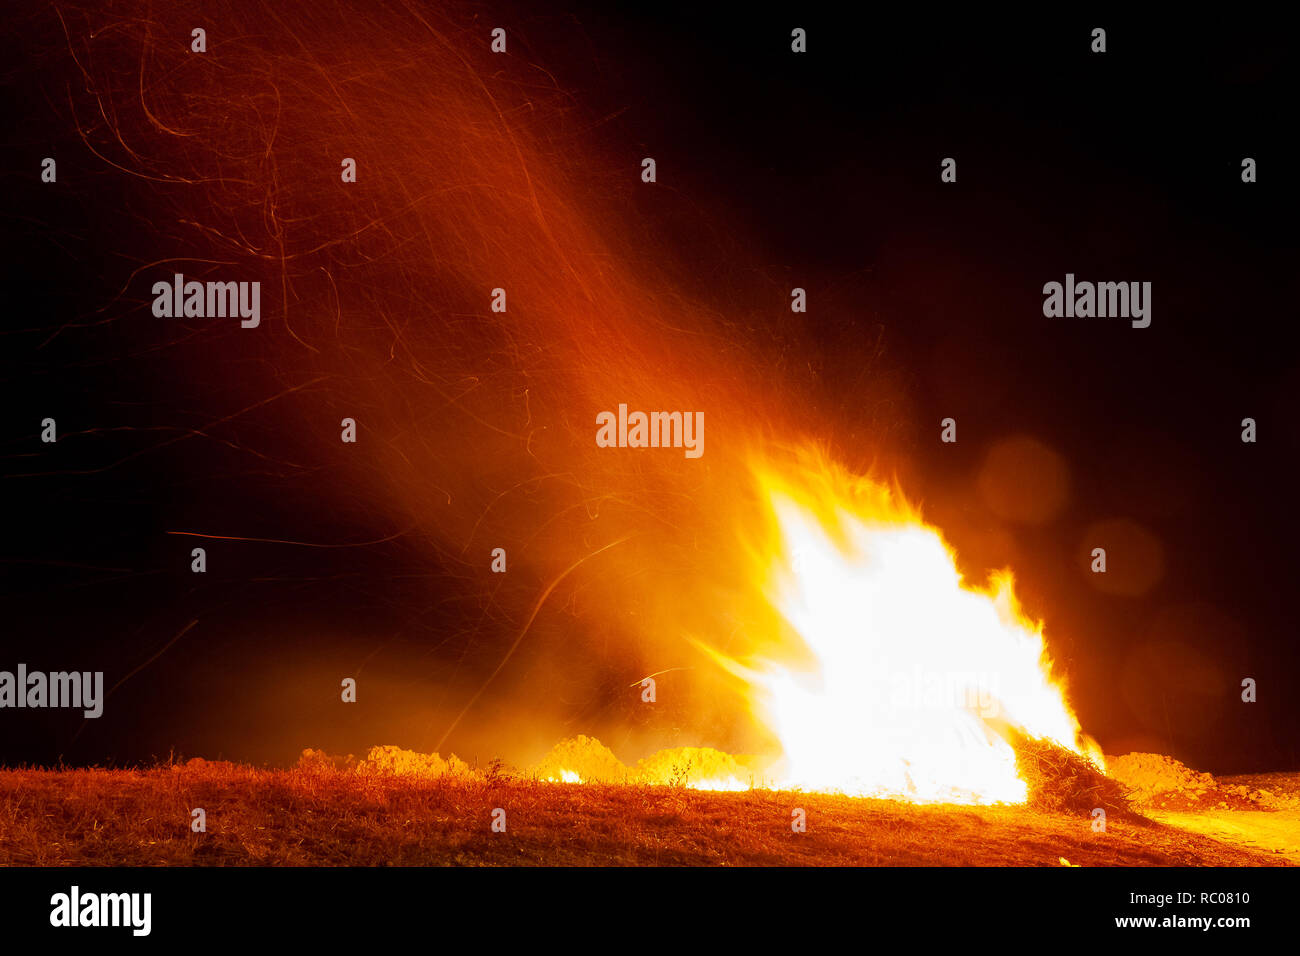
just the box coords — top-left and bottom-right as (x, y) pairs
(0, 763), (1289, 866)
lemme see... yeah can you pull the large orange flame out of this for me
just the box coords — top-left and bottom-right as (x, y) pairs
(700, 454), (1102, 804)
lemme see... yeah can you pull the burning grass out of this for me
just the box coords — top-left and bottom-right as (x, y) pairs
(529, 736), (758, 790)
(0, 758), (1291, 866)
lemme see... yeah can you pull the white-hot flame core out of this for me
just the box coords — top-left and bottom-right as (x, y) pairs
(735, 489), (1097, 805)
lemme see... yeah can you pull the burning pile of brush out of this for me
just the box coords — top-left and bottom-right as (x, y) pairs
(297, 735), (1134, 814)
(1011, 735), (1133, 818)
(298, 736), (1297, 834)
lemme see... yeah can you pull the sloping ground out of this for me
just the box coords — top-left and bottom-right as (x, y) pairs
(0, 763), (1287, 866)
(1150, 809), (1300, 864)
(1146, 772), (1300, 864)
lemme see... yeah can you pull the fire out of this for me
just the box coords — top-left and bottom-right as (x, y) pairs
(685, 776), (750, 792)
(703, 454), (1102, 805)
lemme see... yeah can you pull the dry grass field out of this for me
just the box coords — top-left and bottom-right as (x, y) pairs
(0, 760), (1291, 866)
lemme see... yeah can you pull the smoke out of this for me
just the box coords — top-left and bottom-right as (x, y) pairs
(3, 0), (907, 763)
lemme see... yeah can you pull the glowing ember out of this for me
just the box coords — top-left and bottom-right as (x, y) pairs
(685, 777), (750, 792)
(702, 456), (1102, 805)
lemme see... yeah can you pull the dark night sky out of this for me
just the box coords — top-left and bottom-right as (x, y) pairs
(2, 4), (1297, 774)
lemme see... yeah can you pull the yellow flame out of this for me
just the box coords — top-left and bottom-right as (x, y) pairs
(704, 454), (1101, 805)
(545, 769), (583, 784)
(686, 776), (750, 792)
